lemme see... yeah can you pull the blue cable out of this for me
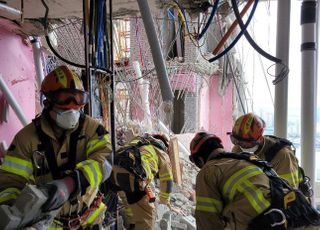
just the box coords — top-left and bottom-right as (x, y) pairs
(231, 0), (281, 63)
(198, 0), (219, 40)
(208, 0), (259, 63)
(172, 0), (191, 34)
(167, 8), (175, 20)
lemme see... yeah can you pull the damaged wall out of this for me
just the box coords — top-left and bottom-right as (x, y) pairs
(0, 19), (36, 152)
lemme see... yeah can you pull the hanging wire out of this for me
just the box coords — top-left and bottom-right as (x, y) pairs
(40, 0), (111, 73)
(208, 0), (259, 63)
(197, 0), (220, 40)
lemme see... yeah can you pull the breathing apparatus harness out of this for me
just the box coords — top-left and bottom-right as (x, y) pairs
(212, 152), (320, 230)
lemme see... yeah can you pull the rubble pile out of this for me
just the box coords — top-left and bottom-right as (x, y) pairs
(155, 133), (199, 230)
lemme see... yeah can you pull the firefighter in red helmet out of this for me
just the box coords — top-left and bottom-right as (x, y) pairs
(190, 132), (320, 230)
(189, 132), (272, 230)
(0, 65), (112, 229)
(228, 113), (302, 189)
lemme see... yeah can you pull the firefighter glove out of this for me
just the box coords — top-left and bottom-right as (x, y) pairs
(40, 176), (75, 212)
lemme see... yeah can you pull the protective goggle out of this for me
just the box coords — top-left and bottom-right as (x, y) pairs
(52, 90), (89, 106)
(228, 133), (260, 148)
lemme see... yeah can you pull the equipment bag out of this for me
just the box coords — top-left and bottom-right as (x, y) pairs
(213, 152), (320, 230)
(265, 135), (313, 198)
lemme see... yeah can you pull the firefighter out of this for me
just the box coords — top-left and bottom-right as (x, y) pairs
(0, 65), (112, 229)
(108, 133), (173, 230)
(189, 132), (320, 230)
(189, 132), (272, 229)
(228, 113), (301, 188)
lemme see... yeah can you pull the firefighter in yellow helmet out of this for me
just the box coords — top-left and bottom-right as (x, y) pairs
(0, 65), (112, 229)
(228, 113), (302, 189)
(108, 133), (173, 230)
(189, 132), (272, 230)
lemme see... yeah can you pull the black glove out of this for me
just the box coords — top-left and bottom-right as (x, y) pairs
(40, 176), (75, 212)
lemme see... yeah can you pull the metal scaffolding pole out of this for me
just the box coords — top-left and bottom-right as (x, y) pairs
(301, 0), (317, 204)
(136, 0), (174, 104)
(274, 0), (290, 138)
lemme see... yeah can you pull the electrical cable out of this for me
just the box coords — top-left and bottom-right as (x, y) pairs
(208, 0), (259, 63)
(230, 0), (281, 63)
(41, 0), (112, 73)
(197, 0), (219, 40)
(217, 17), (246, 113)
(213, 0), (254, 55)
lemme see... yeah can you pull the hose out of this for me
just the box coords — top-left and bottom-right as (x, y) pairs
(208, 0), (259, 63)
(231, 0), (281, 63)
(197, 0), (220, 40)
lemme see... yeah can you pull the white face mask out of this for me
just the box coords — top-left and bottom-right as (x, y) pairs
(240, 145), (259, 153)
(55, 109), (80, 129)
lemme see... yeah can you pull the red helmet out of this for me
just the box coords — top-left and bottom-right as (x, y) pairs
(230, 113), (266, 142)
(41, 65), (88, 109)
(190, 132), (223, 155)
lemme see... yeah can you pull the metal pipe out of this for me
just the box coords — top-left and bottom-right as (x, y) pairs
(136, 0), (174, 103)
(0, 3), (22, 17)
(30, 38), (45, 90)
(300, 0), (317, 204)
(274, 0), (290, 138)
(0, 75), (28, 126)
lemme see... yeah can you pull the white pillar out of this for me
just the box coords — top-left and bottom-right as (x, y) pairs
(300, 0), (317, 204)
(274, 0), (291, 138)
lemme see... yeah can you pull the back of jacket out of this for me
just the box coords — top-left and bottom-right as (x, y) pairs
(130, 137), (173, 204)
(232, 136), (300, 188)
(195, 154), (271, 230)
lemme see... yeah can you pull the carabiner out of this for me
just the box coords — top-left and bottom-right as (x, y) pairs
(264, 208), (287, 227)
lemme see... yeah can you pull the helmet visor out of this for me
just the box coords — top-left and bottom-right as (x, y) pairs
(229, 134), (259, 148)
(52, 90), (89, 106)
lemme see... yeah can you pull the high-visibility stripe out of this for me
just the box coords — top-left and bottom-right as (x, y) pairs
(223, 165), (263, 201)
(159, 191), (170, 200)
(76, 159), (102, 188)
(0, 187), (21, 204)
(196, 196), (223, 213)
(82, 202), (106, 226)
(140, 145), (159, 180)
(238, 180), (270, 214)
(159, 172), (173, 181)
(86, 135), (111, 156)
(125, 207), (133, 217)
(279, 170), (300, 186)
(0, 155), (34, 181)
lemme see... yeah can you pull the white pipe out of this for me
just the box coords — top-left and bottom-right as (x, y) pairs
(274, 0), (290, 138)
(133, 61), (153, 129)
(31, 38), (45, 90)
(0, 3), (22, 17)
(159, 121), (190, 158)
(300, 0), (317, 204)
(0, 75), (28, 126)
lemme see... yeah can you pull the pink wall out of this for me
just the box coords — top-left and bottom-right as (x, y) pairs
(0, 19), (36, 155)
(199, 75), (233, 150)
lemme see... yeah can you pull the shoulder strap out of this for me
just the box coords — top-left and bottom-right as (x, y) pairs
(68, 113), (85, 169)
(33, 116), (60, 179)
(138, 135), (167, 152)
(33, 114), (86, 179)
(213, 152), (275, 172)
(264, 135), (293, 162)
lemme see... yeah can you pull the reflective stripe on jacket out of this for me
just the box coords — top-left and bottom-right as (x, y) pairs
(195, 152), (271, 230)
(232, 136), (301, 188)
(130, 138), (173, 204)
(0, 114), (112, 227)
